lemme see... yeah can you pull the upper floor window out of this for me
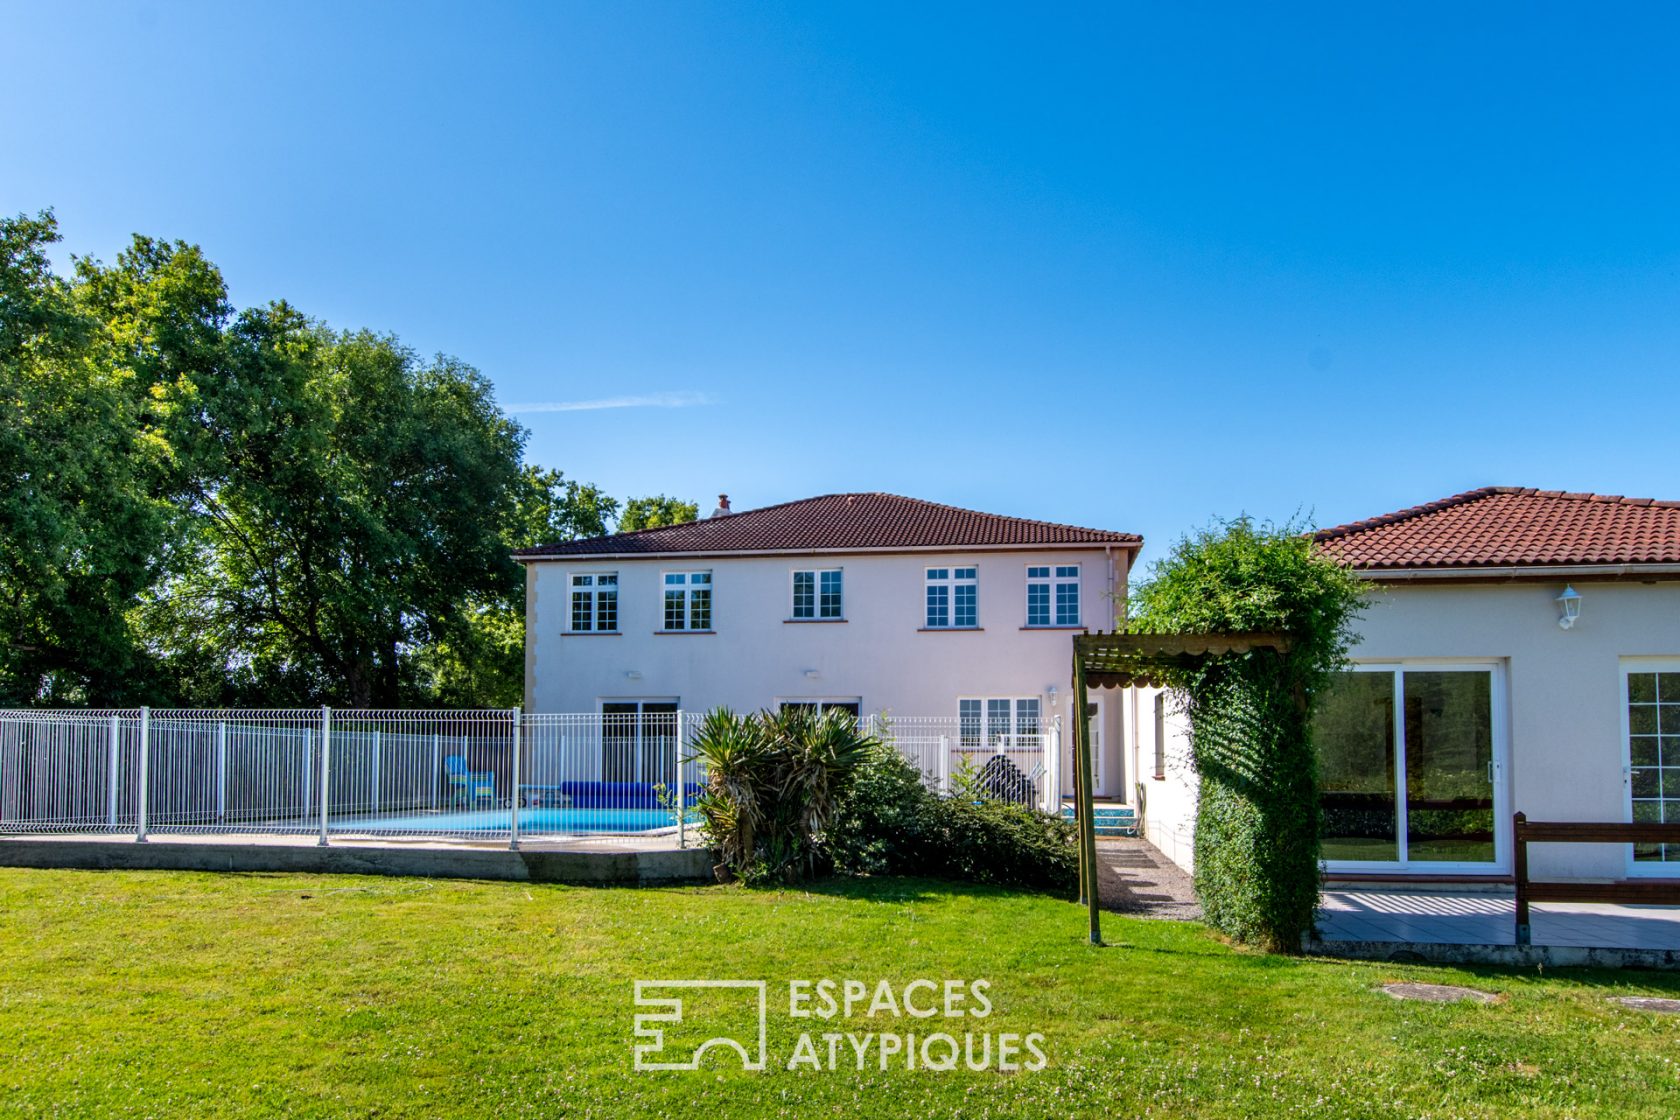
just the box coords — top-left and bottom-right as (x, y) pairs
(793, 569), (844, 620)
(1026, 565), (1080, 627)
(569, 572), (618, 632)
(662, 571), (712, 631)
(925, 567), (978, 628)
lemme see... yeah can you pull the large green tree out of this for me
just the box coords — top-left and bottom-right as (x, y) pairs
(3, 212), (659, 708)
(0, 212), (189, 704)
(141, 306), (527, 707)
(418, 466), (621, 708)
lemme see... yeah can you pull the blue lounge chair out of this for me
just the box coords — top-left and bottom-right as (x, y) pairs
(444, 755), (497, 807)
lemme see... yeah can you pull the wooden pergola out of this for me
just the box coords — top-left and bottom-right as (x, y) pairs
(1069, 631), (1293, 945)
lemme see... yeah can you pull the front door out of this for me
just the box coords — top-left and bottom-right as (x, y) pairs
(601, 701), (678, 784)
(1085, 696), (1108, 797)
(1315, 663), (1507, 872)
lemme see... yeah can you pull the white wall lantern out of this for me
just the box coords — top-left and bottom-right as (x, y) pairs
(1556, 585), (1582, 630)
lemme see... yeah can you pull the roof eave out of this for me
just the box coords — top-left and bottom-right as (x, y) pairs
(513, 539), (1142, 563)
(1350, 562), (1680, 583)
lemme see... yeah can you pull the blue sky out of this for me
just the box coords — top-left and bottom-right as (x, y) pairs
(6, 2), (1679, 566)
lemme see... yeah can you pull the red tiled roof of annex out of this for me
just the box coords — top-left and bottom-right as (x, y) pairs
(514, 492), (1140, 558)
(1314, 487), (1680, 570)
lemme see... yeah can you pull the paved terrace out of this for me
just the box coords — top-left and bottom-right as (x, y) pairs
(1310, 888), (1680, 968)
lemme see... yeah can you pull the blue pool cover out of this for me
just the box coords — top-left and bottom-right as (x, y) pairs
(341, 807), (688, 834)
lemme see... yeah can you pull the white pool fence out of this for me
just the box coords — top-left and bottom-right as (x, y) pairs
(0, 709), (1062, 845)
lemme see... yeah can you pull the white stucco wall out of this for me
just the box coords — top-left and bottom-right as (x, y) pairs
(522, 547), (1133, 798)
(1345, 579), (1680, 879)
(1129, 578), (1680, 881)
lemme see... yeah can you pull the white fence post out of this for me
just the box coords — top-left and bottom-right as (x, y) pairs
(317, 706), (331, 846)
(675, 709), (686, 849)
(216, 720), (228, 823)
(105, 714), (120, 828)
(431, 732), (441, 810)
(1045, 717), (1062, 814)
(136, 707), (149, 842)
(508, 708), (522, 850)
(937, 734), (950, 794)
(370, 729), (381, 817)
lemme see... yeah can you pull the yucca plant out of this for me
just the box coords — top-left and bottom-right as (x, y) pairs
(688, 706), (874, 884)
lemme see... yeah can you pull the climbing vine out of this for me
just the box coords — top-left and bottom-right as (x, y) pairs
(1128, 517), (1366, 952)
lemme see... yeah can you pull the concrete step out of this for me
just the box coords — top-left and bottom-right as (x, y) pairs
(1059, 804), (1138, 837)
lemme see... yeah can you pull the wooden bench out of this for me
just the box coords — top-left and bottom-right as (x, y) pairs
(1513, 812), (1680, 944)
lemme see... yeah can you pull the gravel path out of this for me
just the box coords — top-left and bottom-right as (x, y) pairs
(1093, 837), (1202, 920)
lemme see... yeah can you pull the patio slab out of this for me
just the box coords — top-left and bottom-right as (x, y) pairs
(1308, 888), (1680, 968)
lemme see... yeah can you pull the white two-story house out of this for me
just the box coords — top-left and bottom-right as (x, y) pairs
(514, 492), (1141, 800)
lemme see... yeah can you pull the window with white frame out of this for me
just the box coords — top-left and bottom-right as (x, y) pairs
(926, 567), (978, 628)
(959, 697), (1041, 749)
(1026, 564), (1080, 627)
(792, 569), (843, 620)
(568, 572), (618, 632)
(662, 571), (712, 631)
(1629, 666), (1680, 865)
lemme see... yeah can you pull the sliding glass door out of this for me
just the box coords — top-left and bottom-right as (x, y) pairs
(1315, 664), (1505, 872)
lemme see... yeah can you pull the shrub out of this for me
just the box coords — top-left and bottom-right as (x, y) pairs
(823, 739), (1078, 895)
(823, 738), (931, 877)
(690, 706), (873, 885)
(1128, 516), (1366, 953)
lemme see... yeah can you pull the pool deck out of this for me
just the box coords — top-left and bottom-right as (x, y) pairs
(1307, 887), (1680, 968)
(0, 831), (715, 885)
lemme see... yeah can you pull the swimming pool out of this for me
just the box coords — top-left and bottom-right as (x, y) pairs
(337, 807), (688, 834)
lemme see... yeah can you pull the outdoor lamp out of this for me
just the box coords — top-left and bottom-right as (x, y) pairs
(1556, 585), (1582, 630)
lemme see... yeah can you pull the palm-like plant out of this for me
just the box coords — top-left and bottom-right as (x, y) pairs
(688, 706), (874, 883)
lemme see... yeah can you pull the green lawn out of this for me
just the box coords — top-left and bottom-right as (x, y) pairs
(1, 869), (1677, 1118)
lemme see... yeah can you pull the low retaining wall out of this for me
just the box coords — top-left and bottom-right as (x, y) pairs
(0, 836), (714, 885)
(1305, 937), (1680, 971)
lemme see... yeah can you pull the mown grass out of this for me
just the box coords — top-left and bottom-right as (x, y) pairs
(1, 868), (1677, 1118)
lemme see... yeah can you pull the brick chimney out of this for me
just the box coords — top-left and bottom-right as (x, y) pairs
(710, 494), (731, 518)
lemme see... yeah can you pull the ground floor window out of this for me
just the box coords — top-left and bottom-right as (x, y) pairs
(601, 700), (678, 783)
(1628, 664), (1680, 865)
(778, 699), (861, 719)
(958, 697), (1041, 750)
(1315, 665), (1499, 867)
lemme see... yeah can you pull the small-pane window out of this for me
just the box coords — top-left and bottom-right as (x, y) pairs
(1630, 670), (1680, 863)
(1026, 564), (1079, 626)
(793, 569), (843, 619)
(569, 572), (618, 632)
(959, 698), (982, 748)
(927, 567), (978, 628)
(663, 572), (712, 631)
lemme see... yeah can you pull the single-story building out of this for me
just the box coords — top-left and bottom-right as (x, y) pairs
(1135, 487), (1680, 883)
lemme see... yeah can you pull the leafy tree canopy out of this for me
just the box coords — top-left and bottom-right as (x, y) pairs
(1, 209), (662, 708)
(618, 494), (698, 533)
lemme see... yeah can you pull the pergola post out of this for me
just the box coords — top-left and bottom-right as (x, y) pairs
(1073, 656), (1101, 946)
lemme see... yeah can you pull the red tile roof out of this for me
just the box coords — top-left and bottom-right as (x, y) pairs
(514, 492), (1140, 558)
(1314, 487), (1680, 571)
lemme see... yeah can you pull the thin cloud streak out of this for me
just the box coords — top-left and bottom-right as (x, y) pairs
(506, 391), (715, 414)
